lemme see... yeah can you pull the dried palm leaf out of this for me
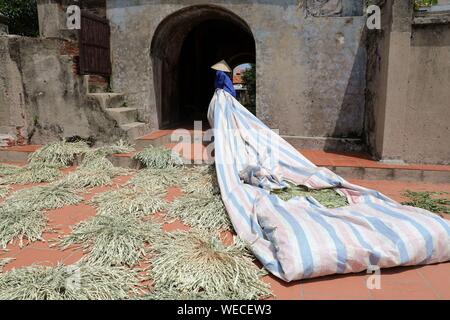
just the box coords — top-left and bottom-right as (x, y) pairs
(62, 170), (112, 189)
(141, 287), (229, 300)
(60, 214), (162, 266)
(4, 182), (83, 211)
(95, 139), (135, 156)
(167, 194), (231, 232)
(127, 167), (187, 189)
(90, 186), (166, 217)
(0, 186), (11, 199)
(273, 183), (349, 208)
(0, 263), (146, 300)
(133, 146), (183, 169)
(28, 141), (89, 168)
(150, 231), (272, 300)
(62, 156), (131, 189)
(0, 163), (61, 185)
(0, 204), (47, 248)
(181, 165), (220, 196)
(0, 163), (21, 176)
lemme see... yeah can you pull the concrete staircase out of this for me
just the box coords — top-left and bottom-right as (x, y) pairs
(86, 92), (147, 141)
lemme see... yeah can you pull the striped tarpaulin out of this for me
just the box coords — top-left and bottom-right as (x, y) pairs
(208, 89), (450, 282)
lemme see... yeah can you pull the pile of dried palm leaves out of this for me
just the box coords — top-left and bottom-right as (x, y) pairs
(0, 140), (276, 300)
(273, 183), (349, 208)
(0, 186), (11, 198)
(167, 194), (231, 232)
(0, 263), (146, 300)
(59, 142), (134, 189)
(133, 145), (183, 169)
(0, 140), (136, 249)
(0, 140), (91, 185)
(128, 167), (185, 189)
(0, 162), (61, 185)
(0, 204), (48, 248)
(0, 163), (21, 176)
(28, 141), (89, 167)
(149, 231), (271, 300)
(59, 214), (162, 267)
(4, 182), (83, 211)
(90, 185), (166, 217)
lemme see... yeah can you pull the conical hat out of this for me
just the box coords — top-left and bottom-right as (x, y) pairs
(211, 60), (232, 73)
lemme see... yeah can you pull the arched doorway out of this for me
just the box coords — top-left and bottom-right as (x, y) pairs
(151, 5), (256, 128)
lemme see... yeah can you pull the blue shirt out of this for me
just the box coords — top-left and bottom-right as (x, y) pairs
(214, 71), (236, 98)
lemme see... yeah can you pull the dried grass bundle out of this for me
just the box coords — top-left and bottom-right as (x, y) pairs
(0, 263), (145, 300)
(150, 231), (272, 300)
(141, 287), (228, 300)
(94, 139), (135, 156)
(90, 186), (166, 217)
(133, 146), (183, 169)
(0, 204), (47, 248)
(62, 156), (131, 189)
(0, 186), (11, 199)
(60, 214), (162, 266)
(0, 163), (61, 185)
(127, 167), (186, 189)
(273, 184), (349, 208)
(4, 182), (83, 211)
(181, 165), (220, 196)
(167, 194), (231, 232)
(0, 163), (21, 176)
(28, 141), (89, 168)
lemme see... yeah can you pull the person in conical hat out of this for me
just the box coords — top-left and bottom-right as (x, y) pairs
(212, 60), (236, 98)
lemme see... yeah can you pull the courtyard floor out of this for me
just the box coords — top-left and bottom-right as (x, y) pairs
(0, 161), (449, 300)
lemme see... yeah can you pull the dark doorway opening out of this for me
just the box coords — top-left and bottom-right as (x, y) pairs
(151, 6), (256, 129)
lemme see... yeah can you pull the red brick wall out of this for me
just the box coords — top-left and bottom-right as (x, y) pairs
(59, 40), (80, 75)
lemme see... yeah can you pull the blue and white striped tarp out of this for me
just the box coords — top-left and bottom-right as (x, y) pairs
(208, 89), (450, 282)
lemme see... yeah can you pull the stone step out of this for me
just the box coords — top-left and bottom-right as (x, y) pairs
(86, 93), (125, 109)
(135, 129), (208, 149)
(120, 122), (148, 140)
(0, 145), (41, 162)
(105, 107), (139, 125)
(328, 166), (450, 184)
(1, 145), (449, 183)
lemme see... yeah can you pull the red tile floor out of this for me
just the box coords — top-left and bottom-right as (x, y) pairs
(0, 165), (449, 300)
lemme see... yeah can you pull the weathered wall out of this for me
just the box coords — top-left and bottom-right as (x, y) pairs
(0, 35), (126, 144)
(403, 23), (450, 164)
(107, 0), (367, 150)
(366, 0), (450, 164)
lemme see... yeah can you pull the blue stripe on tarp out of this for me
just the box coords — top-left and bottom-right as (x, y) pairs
(305, 208), (348, 273)
(269, 197), (315, 278)
(348, 209), (410, 264)
(214, 106), (265, 241)
(319, 208), (381, 266)
(368, 200), (434, 263)
(384, 201), (450, 237)
(232, 108), (314, 168)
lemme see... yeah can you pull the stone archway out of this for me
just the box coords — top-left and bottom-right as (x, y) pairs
(151, 5), (256, 128)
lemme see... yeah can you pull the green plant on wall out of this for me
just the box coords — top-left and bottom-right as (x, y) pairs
(414, 0), (438, 10)
(0, 0), (38, 37)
